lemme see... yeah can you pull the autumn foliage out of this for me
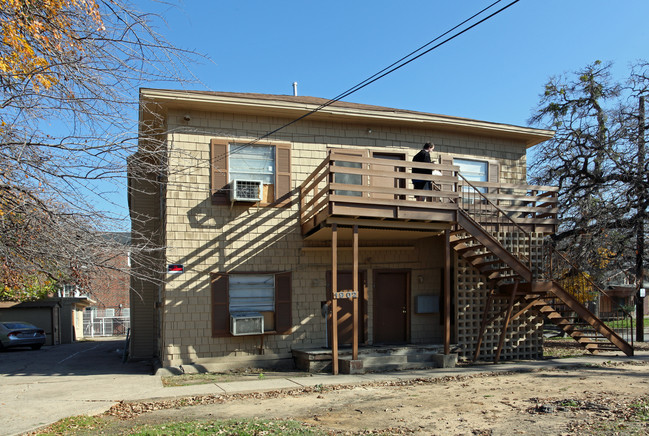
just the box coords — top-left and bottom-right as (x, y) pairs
(0, 0), (103, 92)
(0, 1), (193, 301)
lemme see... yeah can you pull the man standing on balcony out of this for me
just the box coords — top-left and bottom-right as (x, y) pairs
(412, 142), (434, 201)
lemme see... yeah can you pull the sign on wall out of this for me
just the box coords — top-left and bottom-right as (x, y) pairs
(333, 291), (358, 299)
(167, 264), (184, 274)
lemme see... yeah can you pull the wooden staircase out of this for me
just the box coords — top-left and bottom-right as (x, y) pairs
(449, 193), (634, 362)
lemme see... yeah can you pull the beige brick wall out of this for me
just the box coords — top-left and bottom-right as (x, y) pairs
(148, 107), (537, 366)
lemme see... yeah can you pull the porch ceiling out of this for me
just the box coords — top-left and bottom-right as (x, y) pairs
(303, 224), (446, 242)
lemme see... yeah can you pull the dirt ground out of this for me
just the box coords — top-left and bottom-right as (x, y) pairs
(98, 347), (649, 435)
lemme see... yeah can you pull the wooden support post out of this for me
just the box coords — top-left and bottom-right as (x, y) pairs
(473, 289), (495, 362)
(331, 224), (339, 375)
(353, 225), (359, 360)
(444, 229), (451, 355)
(494, 281), (519, 364)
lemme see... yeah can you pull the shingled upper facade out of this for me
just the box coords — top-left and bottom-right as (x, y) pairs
(128, 89), (634, 372)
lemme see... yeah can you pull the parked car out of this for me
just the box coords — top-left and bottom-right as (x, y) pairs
(0, 322), (46, 350)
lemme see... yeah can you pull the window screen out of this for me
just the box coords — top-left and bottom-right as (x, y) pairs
(454, 158), (488, 182)
(229, 144), (275, 184)
(455, 158), (488, 195)
(229, 274), (275, 312)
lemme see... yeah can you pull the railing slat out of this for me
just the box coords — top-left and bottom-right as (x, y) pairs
(299, 153), (558, 238)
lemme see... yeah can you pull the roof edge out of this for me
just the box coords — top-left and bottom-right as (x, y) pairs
(140, 89), (554, 148)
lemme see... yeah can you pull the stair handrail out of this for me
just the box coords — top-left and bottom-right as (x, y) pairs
(544, 244), (634, 317)
(544, 243), (634, 347)
(451, 173), (533, 272)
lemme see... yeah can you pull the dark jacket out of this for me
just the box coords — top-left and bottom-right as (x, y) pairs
(412, 149), (432, 174)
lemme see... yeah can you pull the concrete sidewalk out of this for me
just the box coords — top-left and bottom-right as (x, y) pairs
(3, 346), (649, 436)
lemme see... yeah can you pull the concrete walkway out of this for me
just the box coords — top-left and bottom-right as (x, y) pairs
(2, 338), (649, 436)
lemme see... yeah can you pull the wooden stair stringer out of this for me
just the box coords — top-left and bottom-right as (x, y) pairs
(545, 282), (633, 356)
(545, 281), (633, 356)
(456, 211), (532, 282)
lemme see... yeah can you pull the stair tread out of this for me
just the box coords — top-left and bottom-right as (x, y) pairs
(450, 234), (476, 244)
(488, 272), (521, 281)
(465, 252), (496, 262)
(452, 222), (633, 357)
(475, 259), (506, 269)
(455, 243), (485, 254)
(482, 266), (513, 275)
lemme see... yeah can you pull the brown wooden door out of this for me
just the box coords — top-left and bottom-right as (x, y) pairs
(373, 270), (409, 344)
(327, 271), (366, 347)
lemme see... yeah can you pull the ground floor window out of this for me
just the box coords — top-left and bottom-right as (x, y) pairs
(211, 272), (292, 337)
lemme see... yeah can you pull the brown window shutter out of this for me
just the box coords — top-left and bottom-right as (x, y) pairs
(211, 273), (229, 337)
(274, 272), (292, 334)
(211, 139), (229, 205)
(488, 162), (500, 196)
(488, 162), (500, 183)
(275, 143), (291, 205)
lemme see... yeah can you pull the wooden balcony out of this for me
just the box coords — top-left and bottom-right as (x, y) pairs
(299, 151), (558, 239)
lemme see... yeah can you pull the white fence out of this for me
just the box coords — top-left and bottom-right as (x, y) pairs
(83, 308), (130, 337)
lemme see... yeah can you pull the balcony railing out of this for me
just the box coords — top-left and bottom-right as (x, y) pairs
(299, 150), (559, 235)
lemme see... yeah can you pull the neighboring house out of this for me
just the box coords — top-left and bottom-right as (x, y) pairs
(0, 296), (92, 345)
(0, 233), (131, 346)
(80, 233), (131, 337)
(602, 269), (649, 317)
(129, 90), (633, 372)
(0, 300), (61, 345)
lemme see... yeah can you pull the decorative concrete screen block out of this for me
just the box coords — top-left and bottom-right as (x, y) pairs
(455, 232), (545, 361)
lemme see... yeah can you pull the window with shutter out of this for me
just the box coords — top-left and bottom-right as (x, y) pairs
(211, 272), (292, 337)
(211, 139), (291, 206)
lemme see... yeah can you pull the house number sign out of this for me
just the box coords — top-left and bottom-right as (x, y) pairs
(333, 291), (358, 299)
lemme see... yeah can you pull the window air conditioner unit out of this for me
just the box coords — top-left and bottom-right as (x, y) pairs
(230, 312), (264, 336)
(230, 179), (263, 202)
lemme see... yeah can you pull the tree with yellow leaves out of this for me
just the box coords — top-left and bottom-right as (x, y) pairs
(0, 0), (102, 92)
(0, 0), (201, 300)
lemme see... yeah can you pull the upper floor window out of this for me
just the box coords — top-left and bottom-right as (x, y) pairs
(59, 284), (79, 298)
(229, 144), (275, 185)
(211, 139), (291, 206)
(454, 158), (488, 183)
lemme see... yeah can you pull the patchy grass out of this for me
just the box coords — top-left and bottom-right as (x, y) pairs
(631, 397), (649, 422)
(35, 417), (324, 435)
(568, 396), (649, 435)
(542, 337), (591, 358)
(161, 367), (311, 387)
(127, 419), (325, 435)
(35, 416), (106, 435)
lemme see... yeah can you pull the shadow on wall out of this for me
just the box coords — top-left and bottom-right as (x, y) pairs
(161, 191), (304, 364)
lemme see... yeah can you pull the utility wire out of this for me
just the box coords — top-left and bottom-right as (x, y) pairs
(222, 0), (520, 164)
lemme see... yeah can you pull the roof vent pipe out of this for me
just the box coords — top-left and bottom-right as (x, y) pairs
(292, 82), (298, 96)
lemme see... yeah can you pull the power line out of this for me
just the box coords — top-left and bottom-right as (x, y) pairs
(221, 0), (520, 166)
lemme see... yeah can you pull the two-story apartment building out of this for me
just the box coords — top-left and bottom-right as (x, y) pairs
(129, 90), (633, 373)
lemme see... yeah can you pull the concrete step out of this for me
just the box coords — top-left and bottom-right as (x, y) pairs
(293, 344), (457, 373)
(339, 351), (458, 374)
(362, 353), (434, 367)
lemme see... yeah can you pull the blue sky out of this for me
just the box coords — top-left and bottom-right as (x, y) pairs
(102, 0), (648, 226)
(138, 0), (649, 127)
